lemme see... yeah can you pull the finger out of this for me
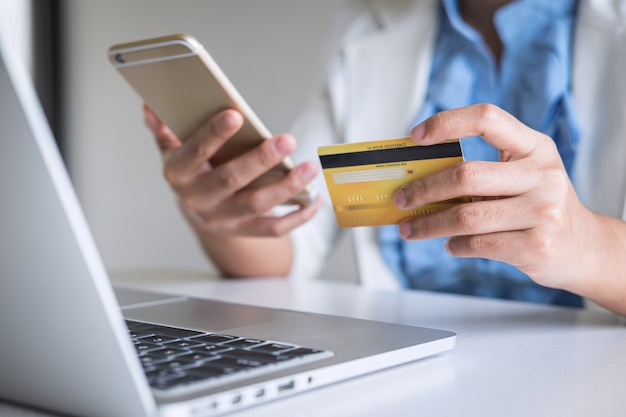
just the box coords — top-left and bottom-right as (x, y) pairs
(186, 159), (318, 217)
(411, 103), (545, 158)
(195, 194), (324, 237)
(397, 197), (535, 240)
(395, 159), (535, 210)
(167, 109), (244, 179)
(233, 195), (324, 237)
(220, 161), (319, 218)
(143, 104), (181, 154)
(444, 230), (536, 272)
(191, 133), (300, 202)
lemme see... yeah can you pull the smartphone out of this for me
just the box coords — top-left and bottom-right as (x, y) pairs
(108, 33), (315, 206)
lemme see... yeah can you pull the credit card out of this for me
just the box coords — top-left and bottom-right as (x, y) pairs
(317, 137), (470, 228)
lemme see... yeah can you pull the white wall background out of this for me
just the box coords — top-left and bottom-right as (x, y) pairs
(61, 1), (351, 275)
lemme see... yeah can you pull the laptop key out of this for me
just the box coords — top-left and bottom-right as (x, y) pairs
(141, 326), (205, 339)
(136, 334), (179, 344)
(134, 341), (162, 352)
(187, 366), (229, 379)
(138, 351), (170, 367)
(129, 329), (155, 339)
(277, 347), (326, 360)
(146, 367), (185, 381)
(192, 344), (233, 355)
(204, 356), (265, 372)
(221, 348), (285, 364)
(185, 351), (220, 362)
(222, 338), (265, 348)
(189, 333), (240, 344)
(152, 372), (218, 389)
(162, 339), (206, 349)
(250, 342), (296, 354)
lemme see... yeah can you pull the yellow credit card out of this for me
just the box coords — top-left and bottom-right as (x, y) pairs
(317, 137), (470, 228)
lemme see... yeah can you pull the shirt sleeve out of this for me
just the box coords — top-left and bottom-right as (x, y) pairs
(286, 78), (341, 282)
(284, 0), (376, 282)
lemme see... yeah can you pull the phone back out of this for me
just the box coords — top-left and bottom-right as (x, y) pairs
(108, 34), (280, 167)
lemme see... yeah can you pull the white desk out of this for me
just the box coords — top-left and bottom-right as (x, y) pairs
(2, 275), (625, 417)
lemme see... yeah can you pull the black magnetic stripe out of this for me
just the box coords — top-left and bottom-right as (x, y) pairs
(319, 142), (461, 169)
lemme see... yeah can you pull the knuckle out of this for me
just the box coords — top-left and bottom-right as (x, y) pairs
(283, 171), (306, 194)
(453, 162), (478, 187)
(544, 168), (570, 193)
(537, 132), (559, 153)
(198, 215), (221, 231)
(409, 218), (429, 239)
(257, 142), (280, 168)
(163, 165), (184, 189)
(530, 232), (556, 263)
(265, 221), (288, 237)
(465, 235), (495, 252)
(179, 194), (199, 212)
(245, 190), (272, 215)
(540, 206), (564, 226)
(267, 217), (293, 237)
(427, 111), (453, 132)
(475, 103), (500, 122)
(185, 136), (202, 157)
(214, 165), (241, 189)
(474, 103), (501, 134)
(162, 165), (176, 184)
(453, 205), (480, 230)
(206, 115), (225, 139)
(203, 111), (241, 142)
(407, 178), (427, 202)
(536, 169), (569, 219)
(180, 130), (210, 161)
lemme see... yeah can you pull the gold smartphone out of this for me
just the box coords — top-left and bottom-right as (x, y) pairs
(108, 33), (315, 206)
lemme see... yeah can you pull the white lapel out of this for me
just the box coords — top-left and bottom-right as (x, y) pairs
(337, 0), (439, 287)
(342, 0), (439, 143)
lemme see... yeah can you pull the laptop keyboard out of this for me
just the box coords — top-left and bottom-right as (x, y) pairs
(126, 319), (329, 391)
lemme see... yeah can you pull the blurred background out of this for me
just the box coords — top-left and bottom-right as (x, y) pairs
(1, 0), (351, 277)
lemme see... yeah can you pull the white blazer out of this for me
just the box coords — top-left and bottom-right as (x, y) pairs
(288, 0), (626, 288)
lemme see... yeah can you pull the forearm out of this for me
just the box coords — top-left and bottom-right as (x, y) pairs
(567, 213), (626, 316)
(200, 233), (293, 278)
(182, 208), (293, 277)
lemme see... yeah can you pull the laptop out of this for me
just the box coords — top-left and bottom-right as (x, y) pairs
(0, 34), (456, 417)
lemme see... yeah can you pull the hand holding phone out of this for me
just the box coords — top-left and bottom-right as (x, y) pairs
(108, 33), (316, 207)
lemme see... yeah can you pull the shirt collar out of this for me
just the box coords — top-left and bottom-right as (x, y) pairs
(440, 0), (578, 51)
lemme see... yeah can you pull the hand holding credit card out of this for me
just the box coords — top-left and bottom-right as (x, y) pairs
(318, 137), (471, 228)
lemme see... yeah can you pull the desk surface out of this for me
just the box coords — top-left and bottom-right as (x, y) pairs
(3, 273), (625, 417)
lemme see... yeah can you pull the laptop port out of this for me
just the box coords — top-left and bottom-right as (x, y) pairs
(278, 380), (295, 392)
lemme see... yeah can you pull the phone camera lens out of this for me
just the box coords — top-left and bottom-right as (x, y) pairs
(114, 53), (125, 64)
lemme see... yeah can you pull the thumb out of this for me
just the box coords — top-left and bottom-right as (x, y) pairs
(410, 103), (542, 159)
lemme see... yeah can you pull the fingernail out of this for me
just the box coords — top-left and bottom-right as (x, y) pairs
(398, 220), (412, 239)
(220, 111), (239, 129)
(299, 162), (318, 181)
(411, 123), (426, 142)
(274, 135), (294, 156)
(394, 186), (408, 209)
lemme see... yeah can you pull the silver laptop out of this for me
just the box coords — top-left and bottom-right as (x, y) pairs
(0, 35), (456, 417)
